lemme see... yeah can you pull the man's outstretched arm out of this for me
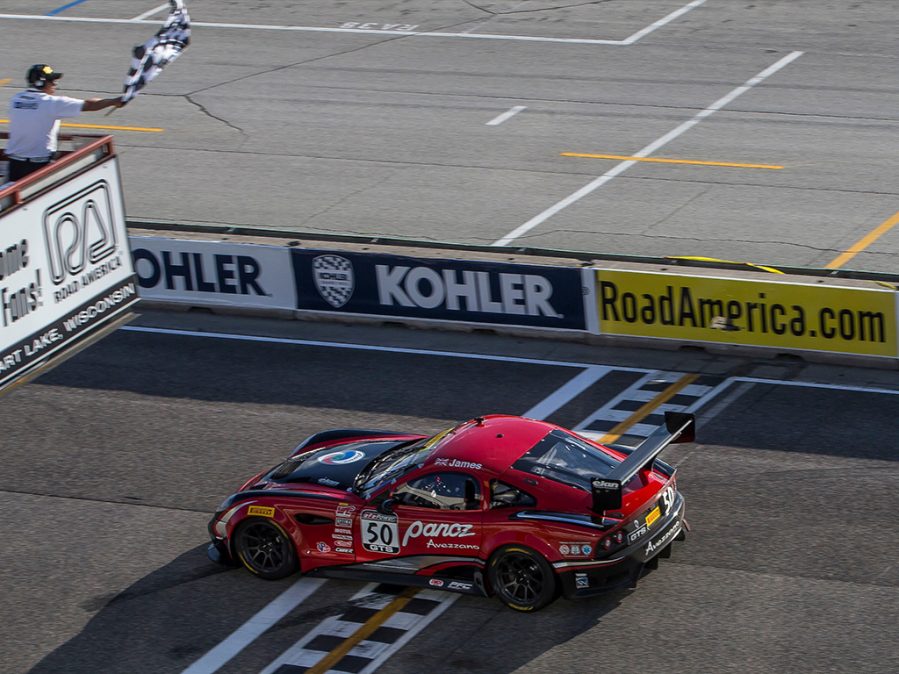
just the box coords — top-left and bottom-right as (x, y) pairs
(82, 97), (125, 112)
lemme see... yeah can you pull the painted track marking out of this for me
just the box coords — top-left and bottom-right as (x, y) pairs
(826, 209), (899, 269)
(180, 577), (326, 674)
(0, 119), (163, 133)
(491, 51), (804, 247)
(561, 152), (783, 170)
(486, 106), (526, 126)
(132, 3), (169, 21)
(0, 1), (705, 45)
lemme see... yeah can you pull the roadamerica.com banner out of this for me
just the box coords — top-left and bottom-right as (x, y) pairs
(0, 159), (139, 390)
(595, 269), (897, 358)
(292, 250), (588, 331)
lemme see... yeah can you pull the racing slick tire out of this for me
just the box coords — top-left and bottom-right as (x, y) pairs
(488, 545), (558, 612)
(234, 518), (299, 580)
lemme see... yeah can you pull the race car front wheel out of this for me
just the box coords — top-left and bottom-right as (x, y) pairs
(488, 546), (558, 612)
(234, 518), (298, 580)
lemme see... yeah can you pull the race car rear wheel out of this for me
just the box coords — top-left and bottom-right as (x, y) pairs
(488, 546), (557, 612)
(234, 518), (298, 580)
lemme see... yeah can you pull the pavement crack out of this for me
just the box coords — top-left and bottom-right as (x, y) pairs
(185, 17), (489, 97)
(184, 94), (247, 139)
(297, 172), (401, 228)
(461, 0), (611, 15)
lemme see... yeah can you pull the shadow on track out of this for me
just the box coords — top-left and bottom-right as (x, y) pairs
(28, 542), (631, 674)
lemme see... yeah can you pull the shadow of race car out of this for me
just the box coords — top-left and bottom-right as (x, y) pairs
(208, 411), (695, 611)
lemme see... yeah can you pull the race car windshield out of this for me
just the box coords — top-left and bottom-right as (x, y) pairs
(512, 429), (620, 492)
(354, 426), (454, 495)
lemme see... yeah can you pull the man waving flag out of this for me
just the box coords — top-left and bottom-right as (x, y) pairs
(121, 0), (191, 104)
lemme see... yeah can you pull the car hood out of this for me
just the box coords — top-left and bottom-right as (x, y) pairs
(265, 439), (408, 491)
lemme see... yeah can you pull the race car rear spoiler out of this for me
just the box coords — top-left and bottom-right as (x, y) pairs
(591, 412), (695, 513)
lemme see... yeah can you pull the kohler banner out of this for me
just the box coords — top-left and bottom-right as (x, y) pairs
(290, 249), (588, 331)
(130, 237), (296, 309)
(0, 160), (138, 391)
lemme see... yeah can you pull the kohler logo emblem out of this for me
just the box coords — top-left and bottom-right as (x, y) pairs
(313, 254), (355, 308)
(376, 265), (561, 317)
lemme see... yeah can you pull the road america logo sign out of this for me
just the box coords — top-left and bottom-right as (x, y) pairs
(313, 254), (354, 308)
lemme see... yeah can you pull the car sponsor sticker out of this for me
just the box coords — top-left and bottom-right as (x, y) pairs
(334, 546), (353, 554)
(336, 504), (356, 516)
(575, 573), (589, 589)
(559, 542), (592, 557)
(333, 528), (352, 535)
(645, 522), (682, 556)
(628, 521), (648, 544)
(402, 521), (475, 547)
(247, 505), (275, 518)
(332, 534), (353, 541)
(425, 539), (479, 550)
(336, 517), (353, 527)
(316, 541), (331, 553)
(447, 581), (473, 591)
(360, 510), (400, 554)
(319, 449), (366, 465)
(646, 506), (661, 527)
(317, 477), (340, 487)
(429, 578), (445, 588)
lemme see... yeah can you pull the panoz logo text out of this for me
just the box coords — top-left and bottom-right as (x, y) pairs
(42, 181), (121, 303)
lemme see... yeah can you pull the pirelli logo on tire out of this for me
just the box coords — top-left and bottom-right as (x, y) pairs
(595, 269), (898, 358)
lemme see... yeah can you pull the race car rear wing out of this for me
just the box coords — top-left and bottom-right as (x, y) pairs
(591, 412), (695, 513)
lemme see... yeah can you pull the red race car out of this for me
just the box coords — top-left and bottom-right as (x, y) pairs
(208, 412), (694, 611)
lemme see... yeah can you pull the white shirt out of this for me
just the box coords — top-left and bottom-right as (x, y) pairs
(6, 89), (84, 159)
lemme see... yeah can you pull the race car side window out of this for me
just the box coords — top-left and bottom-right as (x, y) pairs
(489, 480), (536, 509)
(393, 472), (480, 510)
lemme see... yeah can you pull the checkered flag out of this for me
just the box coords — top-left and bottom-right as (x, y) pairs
(121, 0), (191, 104)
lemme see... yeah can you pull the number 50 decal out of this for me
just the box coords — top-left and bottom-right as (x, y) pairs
(360, 510), (400, 554)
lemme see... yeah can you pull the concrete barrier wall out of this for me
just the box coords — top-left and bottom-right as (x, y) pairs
(129, 233), (899, 368)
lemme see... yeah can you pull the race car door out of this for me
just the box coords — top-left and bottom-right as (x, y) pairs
(358, 471), (483, 562)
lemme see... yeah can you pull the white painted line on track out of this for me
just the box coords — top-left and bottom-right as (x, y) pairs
(620, 0), (707, 45)
(119, 325), (652, 372)
(131, 3), (169, 21)
(522, 365), (611, 419)
(180, 577), (326, 674)
(486, 105), (527, 126)
(732, 376), (899, 396)
(0, 1), (704, 45)
(491, 50), (804, 247)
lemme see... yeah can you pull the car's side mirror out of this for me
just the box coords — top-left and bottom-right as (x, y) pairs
(378, 497), (396, 515)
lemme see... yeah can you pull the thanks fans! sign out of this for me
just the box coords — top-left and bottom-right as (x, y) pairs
(0, 158), (138, 391)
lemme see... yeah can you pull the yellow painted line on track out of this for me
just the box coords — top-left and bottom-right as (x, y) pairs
(561, 152), (783, 170)
(0, 119), (164, 133)
(305, 587), (417, 674)
(826, 209), (899, 269)
(601, 374), (699, 444)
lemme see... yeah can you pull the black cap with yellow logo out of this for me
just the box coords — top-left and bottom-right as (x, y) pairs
(26, 64), (64, 88)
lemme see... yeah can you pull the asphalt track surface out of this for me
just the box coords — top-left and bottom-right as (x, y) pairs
(1, 0), (898, 272)
(1, 3), (898, 674)
(0, 310), (897, 674)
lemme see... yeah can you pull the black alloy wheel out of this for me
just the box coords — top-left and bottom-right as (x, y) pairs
(488, 546), (558, 612)
(234, 518), (298, 580)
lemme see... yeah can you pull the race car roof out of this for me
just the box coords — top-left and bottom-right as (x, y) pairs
(426, 415), (556, 475)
